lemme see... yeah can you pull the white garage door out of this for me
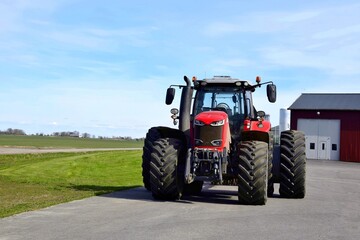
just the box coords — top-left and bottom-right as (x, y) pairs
(297, 119), (340, 160)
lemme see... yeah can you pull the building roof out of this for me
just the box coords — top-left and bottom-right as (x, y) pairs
(288, 93), (360, 111)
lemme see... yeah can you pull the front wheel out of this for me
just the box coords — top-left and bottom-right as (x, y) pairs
(142, 127), (161, 190)
(236, 141), (268, 205)
(150, 138), (185, 200)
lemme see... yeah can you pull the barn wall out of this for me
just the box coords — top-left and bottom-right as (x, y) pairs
(290, 110), (360, 162)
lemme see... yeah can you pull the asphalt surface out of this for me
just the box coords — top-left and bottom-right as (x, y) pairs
(1, 159), (359, 240)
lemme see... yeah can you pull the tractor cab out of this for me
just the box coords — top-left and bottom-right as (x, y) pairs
(192, 76), (255, 139)
(168, 76), (276, 142)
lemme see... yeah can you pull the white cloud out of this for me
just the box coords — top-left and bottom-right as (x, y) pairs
(199, 3), (360, 78)
(0, 0), (61, 33)
(313, 24), (360, 40)
(44, 26), (155, 51)
(202, 9), (321, 36)
(260, 43), (360, 76)
(279, 10), (321, 23)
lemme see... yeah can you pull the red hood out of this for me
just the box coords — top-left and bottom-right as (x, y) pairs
(195, 111), (228, 125)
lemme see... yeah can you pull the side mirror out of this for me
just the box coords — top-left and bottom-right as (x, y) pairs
(165, 87), (175, 105)
(232, 95), (237, 103)
(267, 84), (277, 103)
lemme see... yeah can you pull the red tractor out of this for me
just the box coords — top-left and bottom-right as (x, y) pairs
(142, 76), (306, 205)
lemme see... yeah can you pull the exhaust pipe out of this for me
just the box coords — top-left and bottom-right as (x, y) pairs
(179, 76), (192, 138)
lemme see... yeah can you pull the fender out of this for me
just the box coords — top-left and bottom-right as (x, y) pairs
(153, 126), (188, 145)
(243, 119), (271, 132)
(241, 130), (270, 144)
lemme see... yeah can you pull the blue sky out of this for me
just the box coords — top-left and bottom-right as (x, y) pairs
(1, 0), (360, 138)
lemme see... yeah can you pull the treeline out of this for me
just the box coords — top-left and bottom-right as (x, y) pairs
(0, 128), (26, 135)
(53, 131), (81, 137)
(0, 128), (144, 141)
(97, 136), (144, 141)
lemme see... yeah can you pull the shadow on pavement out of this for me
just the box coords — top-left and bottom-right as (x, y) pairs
(180, 186), (239, 205)
(70, 183), (282, 205)
(68, 184), (143, 196)
(93, 184), (255, 205)
(101, 187), (155, 201)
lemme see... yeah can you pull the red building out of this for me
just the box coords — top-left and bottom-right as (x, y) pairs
(289, 93), (360, 162)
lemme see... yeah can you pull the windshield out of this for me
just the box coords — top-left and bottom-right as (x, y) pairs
(193, 87), (250, 116)
(193, 86), (252, 135)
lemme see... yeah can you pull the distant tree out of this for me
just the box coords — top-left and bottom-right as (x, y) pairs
(82, 133), (91, 138)
(13, 129), (26, 135)
(0, 128), (26, 135)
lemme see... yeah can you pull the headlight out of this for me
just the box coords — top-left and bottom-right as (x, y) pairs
(170, 108), (179, 115)
(194, 119), (205, 126)
(195, 139), (203, 146)
(210, 119), (225, 126)
(211, 140), (222, 146)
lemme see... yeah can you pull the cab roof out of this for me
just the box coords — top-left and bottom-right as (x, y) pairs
(193, 76), (253, 89)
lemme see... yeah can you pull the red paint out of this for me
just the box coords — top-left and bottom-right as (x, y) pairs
(243, 118), (271, 133)
(195, 111), (228, 125)
(192, 111), (230, 151)
(243, 119), (251, 131)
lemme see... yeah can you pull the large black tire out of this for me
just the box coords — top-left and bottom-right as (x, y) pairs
(279, 130), (306, 198)
(150, 138), (185, 200)
(268, 132), (274, 196)
(142, 127), (161, 190)
(237, 141), (268, 205)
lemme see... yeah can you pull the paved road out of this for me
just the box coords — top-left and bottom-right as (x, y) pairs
(0, 147), (141, 154)
(1, 160), (359, 240)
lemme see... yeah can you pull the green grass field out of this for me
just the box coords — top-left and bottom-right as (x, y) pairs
(0, 135), (143, 148)
(0, 151), (143, 218)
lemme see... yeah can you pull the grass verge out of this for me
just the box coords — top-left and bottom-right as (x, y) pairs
(0, 150), (142, 218)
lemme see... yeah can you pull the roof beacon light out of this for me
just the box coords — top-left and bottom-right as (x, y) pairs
(256, 76), (261, 84)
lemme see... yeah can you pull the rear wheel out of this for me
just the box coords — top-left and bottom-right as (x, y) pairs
(237, 141), (268, 205)
(150, 138), (184, 200)
(268, 132), (274, 196)
(279, 130), (306, 198)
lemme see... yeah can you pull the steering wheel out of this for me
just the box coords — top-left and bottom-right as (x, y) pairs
(216, 103), (230, 110)
(214, 103), (231, 115)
